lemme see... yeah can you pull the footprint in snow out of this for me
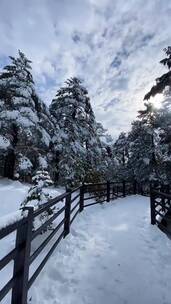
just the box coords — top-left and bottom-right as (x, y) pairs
(47, 268), (67, 283)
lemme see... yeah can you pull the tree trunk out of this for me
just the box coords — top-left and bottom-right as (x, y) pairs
(4, 149), (16, 179)
(54, 151), (60, 183)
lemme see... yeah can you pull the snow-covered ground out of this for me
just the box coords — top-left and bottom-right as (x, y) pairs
(0, 178), (65, 218)
(0, 179), (65, 304)
(29, 195), (171, 304)
(1, 180), (171, 304)
(0, 178), (29, 217)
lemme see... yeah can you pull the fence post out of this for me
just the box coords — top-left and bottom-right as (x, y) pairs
(167, 185), (170, 204)
(79, 184), (84, 212)
(12, 206), (34, 304)
(123, 180), (126, 197)
(133, 180), (137, 195)
(107, 181), (110, 202)
(160, 184), (166, 212)
(64, 188), (71, 237)
(150, 185), (156, 225)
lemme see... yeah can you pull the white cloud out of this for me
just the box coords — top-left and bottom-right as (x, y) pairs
(0, 0), (171, 138)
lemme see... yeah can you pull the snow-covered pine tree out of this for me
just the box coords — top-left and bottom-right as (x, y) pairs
(50, 77), (101, 186)
(126, 101), (162, 185)
(0, 50), (55, 180)
(113, 132), (129, 181)
(94, 122), (119, 182)
(138, 102), (159, 181)
(21, 169), (54, 231)
(154, 105), (171, 184)
(143, 46), (171, 185)
(128, 120), (152, 183)
(0, 50), (34, 178)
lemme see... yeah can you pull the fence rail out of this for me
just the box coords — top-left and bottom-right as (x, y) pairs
(0, 180), (138, 304)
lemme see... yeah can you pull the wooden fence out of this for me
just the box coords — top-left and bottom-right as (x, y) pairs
(150, 184), (171, 233)
(0, 180), (137, 304)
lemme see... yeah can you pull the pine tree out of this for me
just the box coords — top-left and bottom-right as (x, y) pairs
(113, 132), (129, 181)
(50, 77), (100, 186)
(138, 102), (159, 179)
(127, 102), (162, 184)
(128, 120), (152, 183)
(0, 50), (55, 180)
(94, 122), (119, 182)
(154, 108), (171, 184)
(0, 50), (34, 178)
(144, 47), (171, 100)
(21, 169), (54, 231)
(143, 46), (171, 184)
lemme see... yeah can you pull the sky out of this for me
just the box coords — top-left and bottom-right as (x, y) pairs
(0, 0), (171, 138)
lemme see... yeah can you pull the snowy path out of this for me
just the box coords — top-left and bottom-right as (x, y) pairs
(30, 195), (171, 304)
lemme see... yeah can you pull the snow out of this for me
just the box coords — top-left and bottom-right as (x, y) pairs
(19, 156), (33, 171)
(40, 128), (51, 147)
(39, 156), (48, 169)
(0, 181), (171, 304)
(0, 178), (64, 236)
(29, 195), (171, 304)
(1, 110), (35, 127)
(0, 178), (64, 219)
(20, 106), (39, 123)
(0, 179), (29, 217)
(0, 179), (65, 304)
(0, 135), (10, 150)
(0, 210), (27, 230)
(143, 157), (150, 165)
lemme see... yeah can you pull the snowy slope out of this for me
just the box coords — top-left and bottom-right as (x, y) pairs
(0, 179), (65, 304)
(0, 178), (29, 217)
(29, 195), (171, 304)
(0, 178), (64, 218)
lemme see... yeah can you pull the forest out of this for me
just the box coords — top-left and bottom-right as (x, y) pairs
(0, 47), (171, 188)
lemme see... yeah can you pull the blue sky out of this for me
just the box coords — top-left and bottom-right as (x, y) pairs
(0, 0), (171, 138)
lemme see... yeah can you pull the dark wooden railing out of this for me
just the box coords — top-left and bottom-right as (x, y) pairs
(150, 185), (171, 233)
(0, 180), (137, 304)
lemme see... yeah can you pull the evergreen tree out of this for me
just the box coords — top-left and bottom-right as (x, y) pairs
(144, 46), (171, 100)
(126, 102), (162, 184)
(138, 102), (160, 180)
(128, 121), (153, 183)
(94, 122), (119, 182)
(154, 107), (171, 184)
(143, 46), (171, 184)
(113, 132), (129, 181)
(21, 169), (54, 231)
(0, 50), (55, 180)
(50, 77), (101, 186)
